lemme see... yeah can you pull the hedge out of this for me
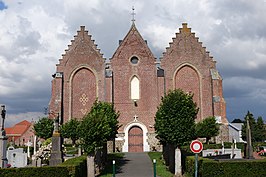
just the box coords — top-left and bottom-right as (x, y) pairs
(185, 156), (266, 177)
(0, 155), (87, 177)
(60, 155), (87, 177)
(0, 166), (69, 177)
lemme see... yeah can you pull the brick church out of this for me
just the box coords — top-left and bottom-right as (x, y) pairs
(49, 22), (228, 152)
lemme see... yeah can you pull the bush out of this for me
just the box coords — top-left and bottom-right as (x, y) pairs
(0, 155), (87, 177)
(184, 156), (266, 177)
(0, 166), (69, 177)
(60, 155), (87, 177)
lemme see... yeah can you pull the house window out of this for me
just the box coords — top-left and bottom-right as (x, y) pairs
(130, 56), (139, 64)
(131, 76), (140, 100)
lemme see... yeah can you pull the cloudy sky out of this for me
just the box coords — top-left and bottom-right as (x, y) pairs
(0, 0), (266, 127)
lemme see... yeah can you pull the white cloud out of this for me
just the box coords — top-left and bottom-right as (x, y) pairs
(5, 112), (45, 127)
(0, 0), (266, 124)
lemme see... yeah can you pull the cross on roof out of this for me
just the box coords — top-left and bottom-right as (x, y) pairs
(131, 6), (136, 22)
(133, 114), (138, 121)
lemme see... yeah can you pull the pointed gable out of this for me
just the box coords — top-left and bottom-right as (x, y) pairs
(111, 23), (155, 64)
(161, 23), (226, 123)
(57, 26), (104, 70)
(50, 26), (105, 122)
(161, 23), (216, 68)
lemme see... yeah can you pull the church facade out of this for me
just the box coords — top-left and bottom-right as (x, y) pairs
(49, 22), (228, 152)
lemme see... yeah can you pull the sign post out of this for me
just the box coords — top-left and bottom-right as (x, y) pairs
(190, 140), (203, 177)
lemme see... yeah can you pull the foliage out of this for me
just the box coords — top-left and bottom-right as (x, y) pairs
(79, 100), (120, 154)
(255, 116), (266, 142)
(195, 116), (220, 144)
(0, 155), (87, 177)
(42, 138), (52, 146)
(60, 155), (87, 177)
(155, 89), (198, 146)
(148, 152), (174, 177)
(185, 156), (266, 177)
(64, 146), (78, 155)
(0, 167), (70, 177)
(98, 153), (124, 177)
(242, 111), (266, 142)
(33, 117), (54, 140)
(61, 119), (80, 145)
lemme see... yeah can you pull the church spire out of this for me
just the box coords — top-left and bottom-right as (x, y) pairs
(131, 6), (136, 23)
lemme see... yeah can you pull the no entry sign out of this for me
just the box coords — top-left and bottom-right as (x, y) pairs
(190, 140), (203, 153)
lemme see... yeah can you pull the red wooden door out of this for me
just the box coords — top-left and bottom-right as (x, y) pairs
(128, 126), (143, 152)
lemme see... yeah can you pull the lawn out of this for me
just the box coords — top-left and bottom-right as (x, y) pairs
(148, 152), (174, 177)
(99, 153), (124, 177)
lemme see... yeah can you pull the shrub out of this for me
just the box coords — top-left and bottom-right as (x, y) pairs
(60, 155), (87, 177)
(184, 156), (266, 177)
(0, 166), (69, 177)
(0, 155), (87, 177)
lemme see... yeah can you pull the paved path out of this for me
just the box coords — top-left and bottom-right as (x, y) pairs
(116, 152), (154, 177)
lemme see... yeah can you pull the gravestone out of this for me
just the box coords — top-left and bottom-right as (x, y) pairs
(25, 141), (32, 158)
(37, 158), (42, 167)
(246, 115), (254, 159)
(6, 146), (27, 167)
(49, 117), (63, 166)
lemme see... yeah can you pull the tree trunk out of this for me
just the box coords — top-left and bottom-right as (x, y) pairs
(163, 143), (169, 166)
(168, 144), (175, 173)
(87, 154), (95, 177)
(206, 137), (210, 144)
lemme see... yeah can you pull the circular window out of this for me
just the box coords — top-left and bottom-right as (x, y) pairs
(130, 56), (139, 64)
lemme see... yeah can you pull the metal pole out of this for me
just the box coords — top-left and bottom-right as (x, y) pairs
(195, 153), (198, 177)
(153, 159), (156, 177)
(112, 160), (115, 177)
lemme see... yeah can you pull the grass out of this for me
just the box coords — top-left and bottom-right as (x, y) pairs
(148, 152), (174, 177)
(98, 153), (125, 177)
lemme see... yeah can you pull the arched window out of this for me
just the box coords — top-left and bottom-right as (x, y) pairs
(131, 76), (140, 100)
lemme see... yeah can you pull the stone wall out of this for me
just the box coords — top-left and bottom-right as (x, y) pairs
(107, 133), (125, 153)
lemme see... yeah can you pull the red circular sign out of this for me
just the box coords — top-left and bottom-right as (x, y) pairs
(190, 140), (203, 153)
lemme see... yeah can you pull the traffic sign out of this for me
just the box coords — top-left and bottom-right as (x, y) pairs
(190, 140), (203, 153)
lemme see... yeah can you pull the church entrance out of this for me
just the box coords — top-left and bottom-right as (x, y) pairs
(128, 126), (143, 152)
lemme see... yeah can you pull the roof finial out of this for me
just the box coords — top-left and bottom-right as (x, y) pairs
(131, 6), (136, 23)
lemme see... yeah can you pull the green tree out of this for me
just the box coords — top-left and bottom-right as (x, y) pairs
(33, 117), (54, 140)
(60, 118), (80, 146)
(155, 89), (198, 146)
(195, 116), (220, 144)
(79, 100), (120, 154)
(254, 116), (266, 142)
(242, 111), (257, 142)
